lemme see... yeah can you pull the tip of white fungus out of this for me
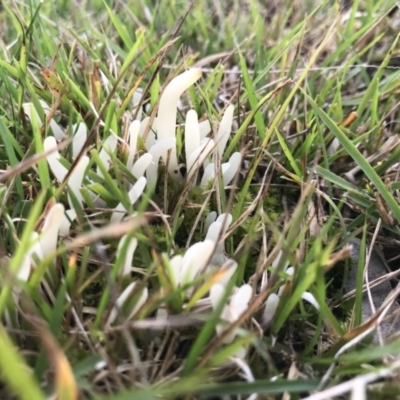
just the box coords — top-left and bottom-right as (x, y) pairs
(210, 283), (225, 310)
(42, 203), (65, 230)
(230, 284), (252, 312)
(43, 136), (58, 152)
(262, 293), (280, 326)
(204, 211), (217, 234)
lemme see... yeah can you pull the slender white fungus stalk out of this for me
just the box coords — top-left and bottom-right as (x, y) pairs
(110, 176), (147, 224)
(157, 69), (202, 142)
(200, 163), (215, 187)
(222, 152), (242, 185)
(186, 139), (215, 184)
(262, 293), (280, 327)
(23, 101), (64, 140)
(17, 232), (43, 282)
(72, 123), (87, 158)
(146, 138), (175, 183)
(139, 117), (156, 149)
(97, 134), (118, 178)
(200, 162), (234, 187)
(106, 282), (148, 326)
(117, 235), (138, 277)
(199, 119), (212, 139)
(209, 283), (224, 310)
(156, 69), (202, 174)
(168, 255), (183, 288)
(68, 156), (89, 211)
(44, 136), (68, 181)
(126, 120), (140, 170)
(39, 203), (65, 259)
(210, 283), (253, 344)
(50, 119), (64, 141)
(230, 284), (252, 319)
(327, 138), (340, 156)
(185, 110), (201, 172)
(60, 209), (77, 237)
(215, 104), (234, 157)
(132, 88), (144, 121)
(131, 153), (152, 180)
(18, 256), (32, 283)
(225, 284), (252, 343)
(301, 292), (320, 310)
(206, 213), (232, 258)
(204, 211), (217, 234)
(180, 240), (215, 285)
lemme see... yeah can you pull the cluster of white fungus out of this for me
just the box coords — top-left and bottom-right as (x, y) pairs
(18, 69), (318, 360)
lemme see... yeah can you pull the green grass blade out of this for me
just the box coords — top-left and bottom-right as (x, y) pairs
(303, 89), (400, 223)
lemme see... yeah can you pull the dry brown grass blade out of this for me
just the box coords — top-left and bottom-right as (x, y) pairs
(65, 214), (147, 250)
(129, 1), (195, 124)
(193, 51), (233, 68)
(327, 283), (400, 357)
(109, 313), (206, 331)
(122, 36), (180, 122)
(341, 111), (358, 128)
(340, 267), (400, 303)
(344, 135), (400, 179)
(25, 315), (78, 400)
(302, 360), (400, 400)
(90, 60), (101, 110)
(323, 244), (352, 273)
(0, 138), (70, 184)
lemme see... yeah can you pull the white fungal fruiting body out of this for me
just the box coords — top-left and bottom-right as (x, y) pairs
(185, 109), (201, 172)
(157, 70), (202, 143)
(210, 283), (253, 344)
(156, 69), (202, 174)
(39, 203), (65, 259)
(180, 240), (215, 286)
(166, 213), (237, 294)
(126, 120), (140, 171)
(16, 203), (65, 287)
(97, 135), (118, 178)
(215, 104), (235, 157)
(186, 139), (215, 184)
(38, 69), (241, 237)
(17, 232), (42, 282)
(167, 240), (215, 292)
(23, 100), (64, 140)
(106, 282), (148, 327)
(23, 72), (246, 336)
(44, 136), (68, 182)
(117, 235), (138, 277)
(131, 153), (152, 180)
(110, 176), (147, 224)
(71, 123), (87, 158)
(67, 156), (89, 211)
(146, 138), (176, 183)
(262, 293), (280, 327)
(261, 255), (320, 328)
(205, 213), (233, 267)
